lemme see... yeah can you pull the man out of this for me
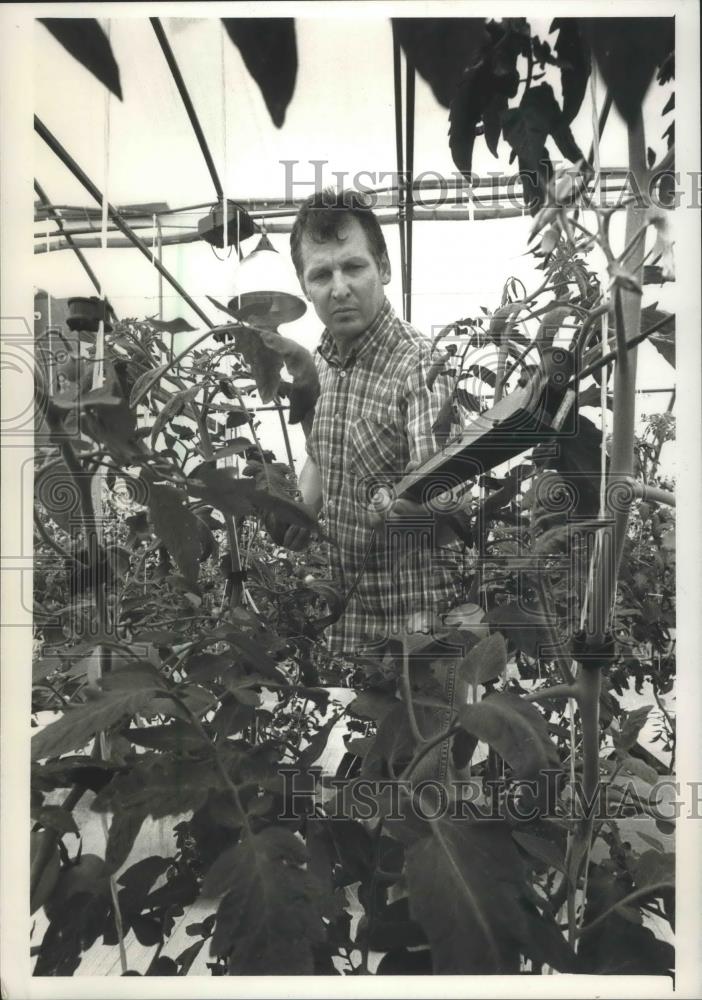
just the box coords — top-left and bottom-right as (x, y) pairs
(270, 189), (467, 778)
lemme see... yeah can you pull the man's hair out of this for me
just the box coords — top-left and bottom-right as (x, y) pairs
(290, 188), (389, 281)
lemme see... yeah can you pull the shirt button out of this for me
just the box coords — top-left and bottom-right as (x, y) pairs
(334, 411), (341, 419)
(338, 369), (346, 379)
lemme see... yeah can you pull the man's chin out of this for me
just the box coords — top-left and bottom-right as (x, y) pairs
(330, 314), (364, 337)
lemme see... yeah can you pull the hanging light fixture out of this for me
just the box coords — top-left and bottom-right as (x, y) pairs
(198, 199), (255, 249)
(227, 232), (306, 331)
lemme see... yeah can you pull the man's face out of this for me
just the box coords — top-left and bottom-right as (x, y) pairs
(299, 215), (390, 339)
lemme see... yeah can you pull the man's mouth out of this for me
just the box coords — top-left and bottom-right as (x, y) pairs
(333, 307), (356, 316)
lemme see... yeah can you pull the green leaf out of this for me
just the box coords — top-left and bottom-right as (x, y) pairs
(203, 826), (306, 898)
(189, 466), (317, 529)
(467, 363), (497, 388)
(616, 704), (653, 751)
(636, 832), (666, 853)
(550, 18), (591, 123)
(394, 18), (490, 108)
(361, 703), (417, 779)
(367, 897), (428, 952)
(347, 689), (398, 723)
(91, 752), (237, 818)
(533, 414), (604, 518)
(148, 484), (202, 587)
(209, 827), (326, 973)
(129, 363), (171, 407)
(30, 831), (61, 915)
(206, 438), (254, 461)
(148, 316), (197, 334)
(150, 386), (199, 447)
(458, 632), (507, 686)
(487, 303), (518, 345)
(105, 808), (147, 874)
(581, 17), (674, 125)
(578, 868), (674, 974)
(503, 83), (584, 209)
(39, 19), (122, 99)
(512, 830), (568, 878)
(222, 19), (297, 128)
(31, 803), (79, 837)
(457, 692), (559, 780)
(484, 602), (551, 658)
(450, 61), (509, 176)
(612, 751), (659, 786)
(125, 721), (204, 753)
(405, 819), (527, 973)
(31, 687), (162, 762)
(631, 849), (674, 889)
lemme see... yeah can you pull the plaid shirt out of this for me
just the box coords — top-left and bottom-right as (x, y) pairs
(306, 298), (463, 655)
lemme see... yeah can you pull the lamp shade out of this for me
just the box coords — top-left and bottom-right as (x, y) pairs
(228, 234), (306, 330)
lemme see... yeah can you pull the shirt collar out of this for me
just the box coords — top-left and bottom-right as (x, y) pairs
(317, 297), (396, 369)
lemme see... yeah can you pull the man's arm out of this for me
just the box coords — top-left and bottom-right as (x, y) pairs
(268, 457), (322, 552)
(298, 456), (323, 514)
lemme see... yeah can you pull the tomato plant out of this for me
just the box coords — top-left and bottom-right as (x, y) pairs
(30, 14), (676, 979)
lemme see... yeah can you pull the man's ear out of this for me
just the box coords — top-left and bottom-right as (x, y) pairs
(297, 274), (311, 301)
(380, 253), (391, 285)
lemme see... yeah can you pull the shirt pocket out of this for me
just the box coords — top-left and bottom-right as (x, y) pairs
(349, 415), (406, 486)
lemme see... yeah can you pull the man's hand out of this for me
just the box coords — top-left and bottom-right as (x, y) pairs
(367, 461), (473, 548)
(264, 512), (312, 551)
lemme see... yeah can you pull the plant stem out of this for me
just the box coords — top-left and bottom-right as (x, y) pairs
(523, 683), (578, 703)
(570, 105), (648, 950)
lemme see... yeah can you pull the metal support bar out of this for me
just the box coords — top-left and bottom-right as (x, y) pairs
(35, 114), (214, 329)
(150, 17), (223, 200)
(35, 204), (532, 251)
(405, 58), (415, 324)
(392, 30), (407, 315)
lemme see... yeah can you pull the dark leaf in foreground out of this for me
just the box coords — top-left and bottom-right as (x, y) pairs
(148, 484), (202, 587)
(40, 19), (122, 99)
(393, 18), (489, 108)
(31, 686), (163, 762)
(405, 819), (526, 973)
(581, 17), (674, 125)
(222, 19), (297, 128)
(457, 691), (560, 780)
(147, 316), (197, 334)
(551, 18), (591, 123)
(208, 826), (326, 973)
(578, 868), (675, 974)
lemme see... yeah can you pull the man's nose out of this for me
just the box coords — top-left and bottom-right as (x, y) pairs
(330, 270), (350, 298)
